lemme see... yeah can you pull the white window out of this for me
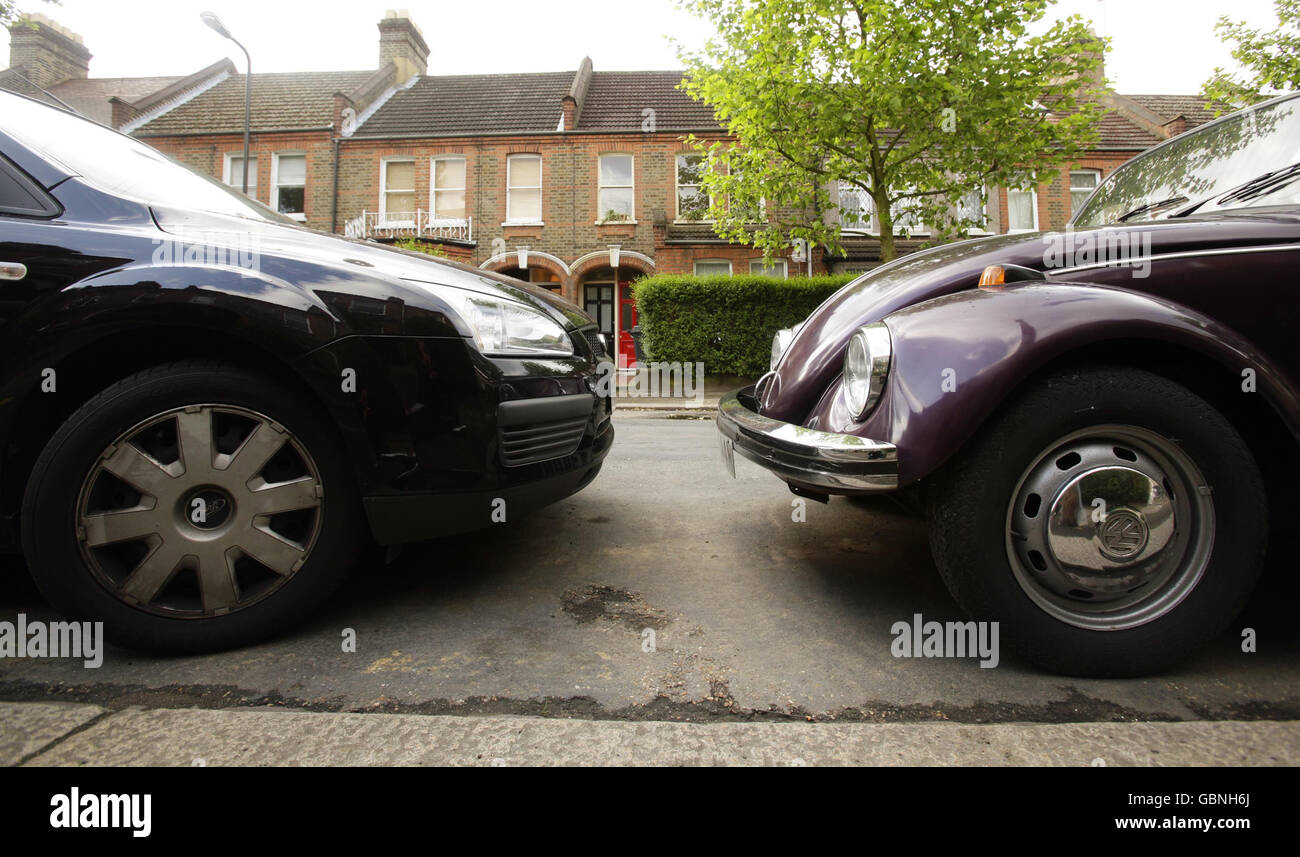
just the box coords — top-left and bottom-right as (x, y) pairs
(957, 187), (989, 233)
(1007, 186), (1039, 232)
(838, 183), (927, 234)
(839, 182), (875, 232)
(694, 259), (732, 276)
(272, 153), (306, 221)
(598, 154), (634, 222)
(750, 259), (788, 277)
(676, 154), (709, 221)
(892, 197), (928, 236)
(223, 153), (257, 199)
(380, 158), (415, 227)
(430, 156), (467, 222)
(1070, 169), (1100, 215)
(507, 154), (542, 223)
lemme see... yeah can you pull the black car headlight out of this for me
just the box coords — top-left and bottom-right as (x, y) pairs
(843, 322), (892, 420)
(439, 290), (575, 357)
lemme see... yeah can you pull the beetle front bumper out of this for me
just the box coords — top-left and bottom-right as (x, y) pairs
(716, 386), (898, 493)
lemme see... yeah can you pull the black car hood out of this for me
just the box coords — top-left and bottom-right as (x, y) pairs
(152, 206), (592, 329)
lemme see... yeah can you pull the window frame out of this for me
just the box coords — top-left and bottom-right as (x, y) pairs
(675, 153), (712, 223)
(506, 153), (543, 225)
(222, 152), (259, 201)
(749, 258), (788, 278)
(1006, 185), (1040, 233)
(1069, 168), (1102, 217)
(379, 157), (417, 228)
(429, 155), (468, 224)
(596, 153), (636, 224)
(957, 186), (991, 235)
(270, 152), (307, 222)
(693, 258), (733, 276)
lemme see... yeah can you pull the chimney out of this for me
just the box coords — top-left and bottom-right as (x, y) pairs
(7, 14), (91, 89)
(378, 10), (428, 80)
(1075, 27), (1107, 90)
(562, 57), (593, 131)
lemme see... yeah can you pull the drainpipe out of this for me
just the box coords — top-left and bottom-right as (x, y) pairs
(330, 135), (341, 234)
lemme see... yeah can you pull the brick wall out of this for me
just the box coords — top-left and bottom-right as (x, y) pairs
(337, 130), (776, 299)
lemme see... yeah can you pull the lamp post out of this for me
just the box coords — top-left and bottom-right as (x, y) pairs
(200, 11), (251, 195)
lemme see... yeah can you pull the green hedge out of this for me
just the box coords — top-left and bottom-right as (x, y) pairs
(633, 274), (856, 376)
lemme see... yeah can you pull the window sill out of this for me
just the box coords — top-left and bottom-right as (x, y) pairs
(282, 212), (308, 222)
(502, 221), (544, 227)
(595, 219), (637, 226)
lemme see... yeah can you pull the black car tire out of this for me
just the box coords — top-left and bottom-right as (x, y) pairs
(22, 361), (361, 654)
(927, 365), (1266, 677)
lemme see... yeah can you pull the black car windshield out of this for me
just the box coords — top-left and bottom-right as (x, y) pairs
(1071, 93), (1300, 228)
(0, 91), (290, 224)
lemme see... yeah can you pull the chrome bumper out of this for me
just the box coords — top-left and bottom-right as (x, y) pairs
(716, 386), (898, 492)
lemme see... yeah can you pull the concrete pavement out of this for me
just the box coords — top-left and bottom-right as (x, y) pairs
(1, 412), (1297, 765)
(6, 702), (1297, 766)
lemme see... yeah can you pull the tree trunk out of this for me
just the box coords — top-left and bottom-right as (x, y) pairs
(874, 188), (896, 263)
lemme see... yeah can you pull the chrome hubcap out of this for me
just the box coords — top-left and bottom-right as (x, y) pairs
(76, 405), (324, 618)
(1006, 425), (1214, 630)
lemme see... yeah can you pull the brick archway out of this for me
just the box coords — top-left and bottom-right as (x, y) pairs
(569, 249), (655, 283)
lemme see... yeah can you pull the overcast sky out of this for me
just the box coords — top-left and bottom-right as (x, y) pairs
(11, 0), (1285, 95)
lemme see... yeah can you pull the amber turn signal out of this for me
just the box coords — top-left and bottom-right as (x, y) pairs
(978, 265), (1006, 288)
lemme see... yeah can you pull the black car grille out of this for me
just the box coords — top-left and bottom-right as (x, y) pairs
(500, 416), (589, 466)
(583, 327), (606, 359)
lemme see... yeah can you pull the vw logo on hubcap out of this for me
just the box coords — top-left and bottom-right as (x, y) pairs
(1098, 508), (1148, 561)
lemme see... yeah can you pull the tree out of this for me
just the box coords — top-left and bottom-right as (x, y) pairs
(676, 0), (1107, 262)
(1203, 0), (1300, 111)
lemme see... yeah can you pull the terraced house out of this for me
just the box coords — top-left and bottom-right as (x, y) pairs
(3, 10), (1220, 367)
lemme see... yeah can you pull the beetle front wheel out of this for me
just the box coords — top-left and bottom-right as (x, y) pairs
(928, 366), (1266, 677)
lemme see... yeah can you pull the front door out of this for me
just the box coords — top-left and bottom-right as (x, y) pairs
(584, 281), (614, 355)
(617, 278), (638, 368)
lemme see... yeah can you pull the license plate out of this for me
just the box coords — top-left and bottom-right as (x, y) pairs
(719, 435), (736, 478)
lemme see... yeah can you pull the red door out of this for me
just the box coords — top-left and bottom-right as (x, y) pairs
(617, 278), (638, 368)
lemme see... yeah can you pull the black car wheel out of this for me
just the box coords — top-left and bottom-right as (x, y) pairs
(22, 361), (361, 654)
(928, 366), (1266, 677)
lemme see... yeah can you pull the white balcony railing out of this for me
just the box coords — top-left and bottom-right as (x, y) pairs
(343, 210), (473, 242)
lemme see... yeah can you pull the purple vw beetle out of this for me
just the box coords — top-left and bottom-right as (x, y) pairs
(718, 91), (1300, 677)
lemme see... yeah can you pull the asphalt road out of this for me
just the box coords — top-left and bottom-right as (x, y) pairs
(1, 411), (1297, 731)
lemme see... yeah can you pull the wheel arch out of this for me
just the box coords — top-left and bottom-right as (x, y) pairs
(867, 284), (1300, 488)
(0, 324), (350, 549)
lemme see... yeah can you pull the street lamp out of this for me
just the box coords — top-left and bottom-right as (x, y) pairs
(200, 11), (251, 195)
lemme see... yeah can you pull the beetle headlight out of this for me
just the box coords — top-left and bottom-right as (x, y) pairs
(770, 322), (805, 371)
(843, 322), (892, 420)
(441, 291), (574, 357)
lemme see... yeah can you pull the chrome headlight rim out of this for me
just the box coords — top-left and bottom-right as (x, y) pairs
(770, 322), (805, 372)
(843, 322), (892, 421)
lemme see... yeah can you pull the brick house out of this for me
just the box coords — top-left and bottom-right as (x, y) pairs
(4, 10), (1219, 365)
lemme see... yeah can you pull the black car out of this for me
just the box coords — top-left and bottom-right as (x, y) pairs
(0, 91), (613, 652)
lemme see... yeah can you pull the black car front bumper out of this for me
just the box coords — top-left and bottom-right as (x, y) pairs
(363, 405), (613, 544)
